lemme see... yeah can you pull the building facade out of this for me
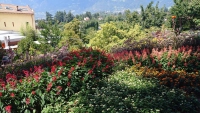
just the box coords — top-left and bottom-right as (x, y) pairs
(0, 3), (35, 32)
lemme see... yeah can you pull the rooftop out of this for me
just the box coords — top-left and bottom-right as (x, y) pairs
(0, 3), (34, 14)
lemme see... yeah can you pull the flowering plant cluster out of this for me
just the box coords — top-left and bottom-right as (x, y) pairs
(129, 65), (200, 96)
(113, 46), (200, 72)
(0, 47), (114, 112)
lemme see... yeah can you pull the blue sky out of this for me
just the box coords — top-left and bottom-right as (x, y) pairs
(0, 0), (174, 19)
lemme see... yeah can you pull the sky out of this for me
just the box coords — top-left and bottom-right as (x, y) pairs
(0, 0), (174, 19)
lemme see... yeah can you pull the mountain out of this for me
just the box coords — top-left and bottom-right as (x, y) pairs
(0, 0), (174, 19)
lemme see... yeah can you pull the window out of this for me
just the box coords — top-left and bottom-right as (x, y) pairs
(12, 22), (14, 27)
(4, 22), (6, 27)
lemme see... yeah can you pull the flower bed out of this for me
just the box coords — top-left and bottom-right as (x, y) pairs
(0, 47), (114, 112)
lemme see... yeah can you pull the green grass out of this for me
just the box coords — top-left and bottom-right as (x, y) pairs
(42, 70), (200, 113)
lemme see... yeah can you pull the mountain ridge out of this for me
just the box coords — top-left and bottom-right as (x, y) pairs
(0, 0), (174, 19)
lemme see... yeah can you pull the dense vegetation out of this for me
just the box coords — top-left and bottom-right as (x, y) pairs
(1, 0), (200, 112)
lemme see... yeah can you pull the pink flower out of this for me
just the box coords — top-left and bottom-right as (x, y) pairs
(6, 73), (17, 82)
(58, 61), (63, 66)
(51, 66), (56, 73)
(56, 86), (62, 95)
(81, 77), (84, 81)
(52, 76), (57, 82)
(68, 74), (72, 79)
(88, 69), (93, 75)
(67, 82), (71, 87)
(23, 70), (30, 77)
(10, 93), (15, 98)
(19, 79), (22, 83)
(69, 67), (75, 74)
(97, 60), (101, 67)
(5, 105), (12, 113)
(26, 98), (30, 105)
(47, 83), (53, 92)
(33, 74), (40, 82)
(31, 91), (36, 95)
(167, 62), (170, 66)
(58, 68), (63, 77)
(184, 63), (187, 67)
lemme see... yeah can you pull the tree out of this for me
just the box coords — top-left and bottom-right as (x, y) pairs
(39, 21), (62, 47)
(17, 36), (35, 60)
(54, 11), (64, 23)
(169, 0), (200, 30)
(59, 18), (83, 50)
(140, 1), (167, 28)
(20, 25), (38, 41)
(125, 10), (140, 26)
(65, 11), (75, 23)
(93, 13), (100, 19)
(89, 22), (127, 51)
(46, 12), (53, 22)
(85, 11), (92, 19)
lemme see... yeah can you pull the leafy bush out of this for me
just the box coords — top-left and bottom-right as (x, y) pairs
(64, 71), (200, 113)
(129, 65), (200, 96)
(112, 30), (200, 53)
(113, 46), (200, 72)
(0, 47), (114, 112)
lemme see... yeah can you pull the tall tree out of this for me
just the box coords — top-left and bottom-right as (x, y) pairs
(54, 11), (64, 23)
(85, 11), (92, 19)
(59, 18), (83, 50)
(39, 21), (62, 47)
(170, 0), (200, 30)
(140, 1), (167, 28)
(66, 11), (75, 23)
(46, 12), (53, 22)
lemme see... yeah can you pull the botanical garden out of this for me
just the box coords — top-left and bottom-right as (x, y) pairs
(0, 0), (200, 113)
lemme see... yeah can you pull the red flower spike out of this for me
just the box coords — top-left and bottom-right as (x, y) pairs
(46, 83), (53, 92)
(31, 91), (36, 95)
(10, 93), (15, 98)
(6, 73), (17, 82)
(23, 70), (30, 77)
(19, 79), (22, 83)
(68, 74), (72, 79)
(58, 61), (63, 66)
(88, 69), (93, 75)
(97, 60), (102, 67)
(51, 66), (56, 73)
(0, 92), (2, 97)
(26, 98), (30, 105)
(52, 76), (57, 82)
(5, 105), (12, 113)
(81, 77), (84, 81)
(67, 82), (71, 87)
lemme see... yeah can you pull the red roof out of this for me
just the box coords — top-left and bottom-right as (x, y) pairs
(0, 3), (34, 14)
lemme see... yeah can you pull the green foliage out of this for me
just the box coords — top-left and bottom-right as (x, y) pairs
(89, 22), (127, 51)
(39, 21), (62, 47)
(169, 0), (200, 30)
(140, 1), (167, 28)
(127, 24), (147, 41)
(65, 71), (200, 113)
(17, 36), (35, 55)
(0, 48), (114, 112)
(46, 12), (53, 22)
(20, 25), (38, 41)
(84, 11), (92, 19)
(125, 10), (140, 26)
(59, 18), (83, 50)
